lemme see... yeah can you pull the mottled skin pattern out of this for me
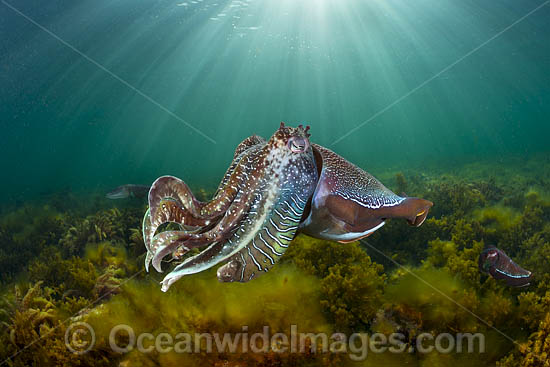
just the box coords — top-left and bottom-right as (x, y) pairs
(148, 135), (266, 222)
(143, 123), (434, 291)
(143, 124), (316, 291)
(142, 137), (265, 270)
(299, 144), (432, 243)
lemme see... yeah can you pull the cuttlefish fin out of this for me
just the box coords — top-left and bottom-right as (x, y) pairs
(299, 144), (433, 243)
(336, 230), (377, 244)
(389, 197), (432, 227)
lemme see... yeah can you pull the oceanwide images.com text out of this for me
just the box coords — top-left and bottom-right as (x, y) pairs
(65, 323), (485, 360)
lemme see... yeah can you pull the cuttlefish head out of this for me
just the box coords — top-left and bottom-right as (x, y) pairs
(261, 122), (317, 191)
(478, 247), (500, 273)
(265, 122), (312, 156)
(299, 144), (433, 243)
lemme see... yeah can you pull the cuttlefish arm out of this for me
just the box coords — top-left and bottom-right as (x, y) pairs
(216, 188), (308, 283)
(148, 139), (265, 223)
(142, 200), (217, 271)
(159, 174), (315, 290)
(299, 144), (433, 243)
(144, 139), (266, 250)
(157, 124), (317, 291)
(214, 135), (266, 197)
(150, 187), (257, 273)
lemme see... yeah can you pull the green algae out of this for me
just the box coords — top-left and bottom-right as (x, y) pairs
(497, 312), (550, 367)
(0, 159), (549, 366)
(284, 236), (386, 333)
(85, 266), (336, 366)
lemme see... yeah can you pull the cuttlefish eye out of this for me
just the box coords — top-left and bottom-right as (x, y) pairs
(288, 136), (309, 153)
(484, 249), (499, 266)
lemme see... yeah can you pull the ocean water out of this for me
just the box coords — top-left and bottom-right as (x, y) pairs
(1, 0), (549, 204)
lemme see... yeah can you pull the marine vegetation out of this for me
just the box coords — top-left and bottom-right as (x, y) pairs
(283, 236), (385, 333)
(0, 205), (67, 282)
(84, 267), (340, 367)
(0, 281), (112, 367)
(0, 156), (548, 366)
(497, 312), (550, 367)
(0, 198), (146, 365)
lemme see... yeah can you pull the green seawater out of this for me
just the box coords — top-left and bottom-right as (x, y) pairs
(1, 0), (549, 203)
(0, 0), (549, 366)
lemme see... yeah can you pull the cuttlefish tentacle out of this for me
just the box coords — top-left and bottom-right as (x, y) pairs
(148, 199), (212, 237)
(143, 207), (193, 271)
(143, 199), (221, 271)
(148, 176), (204, 221)
(159, 186), (306, 291)
(149, 136), (265, 222)
(142, 208), (155, 271)
(146, 176), (226, 240)
(232, 135), (266, 159)
(195, 147), (263, 219)
(145, 139), (265, 248)
(160, 179), (316, 290)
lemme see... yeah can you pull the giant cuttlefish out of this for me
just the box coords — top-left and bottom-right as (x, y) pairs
(143, 123), (433, 291)
(478, 246), (532, 287)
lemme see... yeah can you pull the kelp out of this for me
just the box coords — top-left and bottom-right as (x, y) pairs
(26, 241), (140, 304)
(516, 291), (550, 330)
(28, 247), (97, 298)
(424, 180), (486, 219)
(0, 201), (144, 284)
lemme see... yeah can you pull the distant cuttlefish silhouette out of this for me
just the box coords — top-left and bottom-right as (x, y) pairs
(106, 184), (150, 199)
